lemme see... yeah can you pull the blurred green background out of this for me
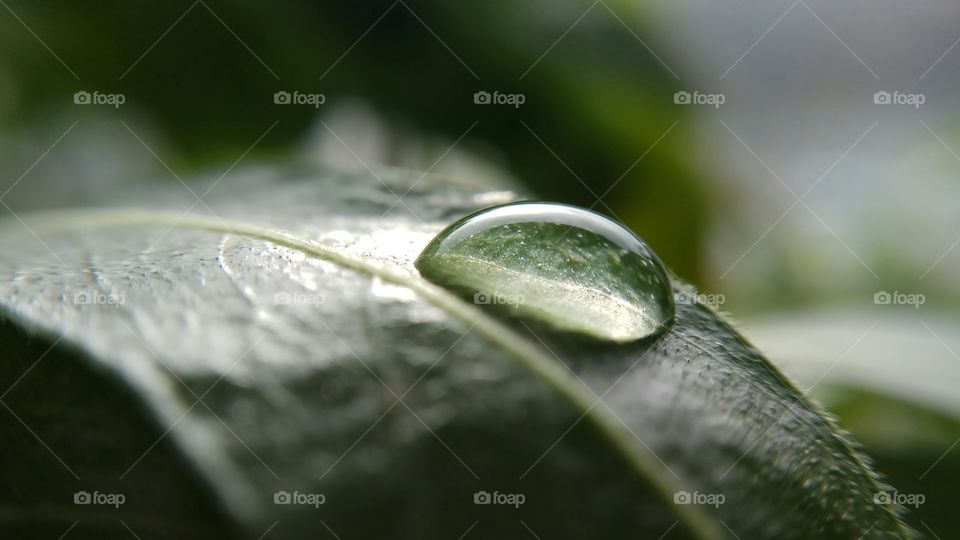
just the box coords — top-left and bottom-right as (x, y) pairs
(1, 0), (958, 536)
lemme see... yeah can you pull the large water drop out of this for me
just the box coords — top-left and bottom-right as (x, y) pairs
(415, 202), (675, 342)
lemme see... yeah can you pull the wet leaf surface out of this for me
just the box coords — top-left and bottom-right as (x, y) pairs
(0, 166), (910, 539)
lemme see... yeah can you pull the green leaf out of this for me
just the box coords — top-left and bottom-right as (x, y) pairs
(0, 167), (909, 539)
(744, 311), (960, 537)
(745, 311), (960, 420)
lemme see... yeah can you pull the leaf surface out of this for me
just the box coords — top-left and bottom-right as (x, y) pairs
(0, 167), (910, 539)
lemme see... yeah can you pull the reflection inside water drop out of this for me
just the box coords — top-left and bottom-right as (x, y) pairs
(415, 202), (675, 342)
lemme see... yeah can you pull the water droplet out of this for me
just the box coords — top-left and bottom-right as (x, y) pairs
(415, 202), (675, 342)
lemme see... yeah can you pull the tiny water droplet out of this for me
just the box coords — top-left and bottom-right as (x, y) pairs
(414, 202), (675, 342)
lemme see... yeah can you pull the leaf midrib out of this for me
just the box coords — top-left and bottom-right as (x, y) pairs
(426, 252), (667, 342)
(2, 208), (722, 540)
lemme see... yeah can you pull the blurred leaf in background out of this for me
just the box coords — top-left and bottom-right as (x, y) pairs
(0, 0), (709, 280)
